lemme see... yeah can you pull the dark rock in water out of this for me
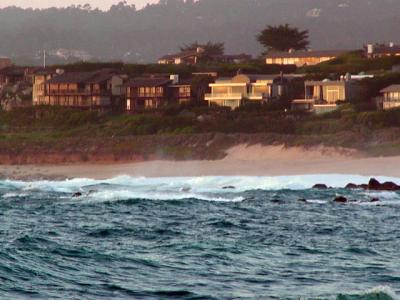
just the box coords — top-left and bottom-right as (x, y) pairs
(298, 198), (307, 203)
(370, 198), (380, 203)
(368, 178), (381, 190)
(271, 199), (283, 204)
(334, 196), (348, 203)
(222, 186), (235, 190)
(359, 184), (368, 190)
(313, 184), (328, 189)
(345, 183), (358, 189)
(381, 181), (400, 191)
(368, 178), (400, 191)
(73, 192), (82, 198)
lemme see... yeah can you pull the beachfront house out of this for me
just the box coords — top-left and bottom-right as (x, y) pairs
(125, 75), (194, 112)
(204, 73), (295, 110)
(33, 69), (125, 110)
(265, 50), (349, 67)
(158, 47), (252, 65)
(364, 43), (400, 59)
(378, 85), (400, 110)
(32, 69), (58, 106)
(158, 47), (205, 65)
(291, 75), (359, 114)
(0, 66), (26, 88)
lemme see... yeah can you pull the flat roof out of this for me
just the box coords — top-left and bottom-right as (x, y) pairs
(265, 50), (349, 59)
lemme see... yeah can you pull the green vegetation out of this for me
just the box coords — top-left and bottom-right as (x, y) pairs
(180, 41), (225, 57)
(2, 105), (400, 161)
(257, 24), (309, 52)
(300, 51), (400, 75)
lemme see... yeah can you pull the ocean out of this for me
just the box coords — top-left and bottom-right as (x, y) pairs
(0, 174), (400, 300)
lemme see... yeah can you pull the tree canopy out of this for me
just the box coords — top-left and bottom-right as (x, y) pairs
(257, 24), (309, 52)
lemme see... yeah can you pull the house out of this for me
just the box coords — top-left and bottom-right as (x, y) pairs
(291, 75), (359, 114)
(32, 68), (59, 106)
(158, 48), (252, 65)
(204, 73), (296, 110)
(125, 75), (194, 112)
(378, 85), (400, 110)
(0, 57), (12, 70)
(158, 48), (205, 65)
(365, 43), (400, 59)
(168, 75), (192, 104)
(265, 50), (349, 67)
(33, 69), (125, 110)
(0, 67), (26, 88)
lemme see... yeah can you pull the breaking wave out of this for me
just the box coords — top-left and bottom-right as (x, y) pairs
(1, 174), (400, 298)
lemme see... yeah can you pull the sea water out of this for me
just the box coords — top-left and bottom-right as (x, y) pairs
(0, 174), (400, 299)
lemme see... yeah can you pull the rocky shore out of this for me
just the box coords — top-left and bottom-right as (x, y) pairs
(312, 178), (400, 204)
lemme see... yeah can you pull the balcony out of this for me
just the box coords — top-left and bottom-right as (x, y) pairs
(47, 89), (110, 96)
(247, 93), (268, 100)
(205, 93), (243, 100)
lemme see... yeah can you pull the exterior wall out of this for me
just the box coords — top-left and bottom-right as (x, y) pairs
(33, 74), (54, 105)
(383, 101), (400, 110)
(159, 55), (197, 65)
(169, 85), (191, 104)
(382, 91), (400, 110)
(306, 82), (348, 103)
(206, 78), (282, 109)
(322, 85), (346, 103)
(126, 86), (168, 111)
(266, 56), (336, 67)
(110, 76), (124, 96)
(34, 75), (117, 109)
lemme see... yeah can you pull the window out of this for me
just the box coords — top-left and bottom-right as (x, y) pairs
(179, 87), (191, 97)
(326, 87), (341, 103)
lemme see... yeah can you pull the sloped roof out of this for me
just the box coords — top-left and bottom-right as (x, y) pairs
(45, 70), (117, 84)
(380, 85), (400, 93)
(127, 77), (172, 88)
(265, 50), (349, 59)
(0, 66), (25, 76)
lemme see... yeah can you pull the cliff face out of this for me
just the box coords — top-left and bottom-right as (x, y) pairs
(2, 127), (400, 165)
(0, 133), (288, 164)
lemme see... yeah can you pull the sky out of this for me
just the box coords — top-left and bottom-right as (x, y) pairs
(0, 0), (158, 10)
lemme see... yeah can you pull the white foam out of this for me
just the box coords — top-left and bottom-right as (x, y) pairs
(366, 286), (400, 300)
(84, 189), (245, 203)
(2, 174), (400, 202)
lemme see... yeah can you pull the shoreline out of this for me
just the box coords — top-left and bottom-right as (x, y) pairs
(1, 145), (400, 180)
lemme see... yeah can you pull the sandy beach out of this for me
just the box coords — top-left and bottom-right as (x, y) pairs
(1, 144), (400, 180)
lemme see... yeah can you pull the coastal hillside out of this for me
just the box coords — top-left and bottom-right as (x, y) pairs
(1, 0), (400, 64)
(2, 106), (400, 164)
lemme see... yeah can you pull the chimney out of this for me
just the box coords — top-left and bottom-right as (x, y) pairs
(170, 74), (179, 84)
